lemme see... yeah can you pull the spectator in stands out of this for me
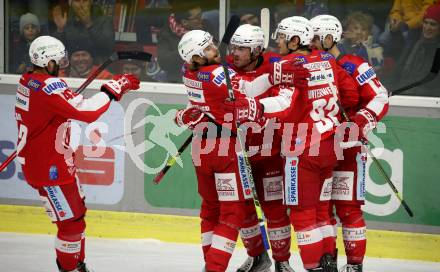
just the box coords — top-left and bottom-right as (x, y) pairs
(157, 2), (215, 83)
(11, 13), (41, 74)
(394, 4), (440, 96)
(51, 0), (114, 62)
(338, 11), (385, 70)
(240, 13), (259, 26)
(60, 44), (113, 79)
(380, 0), (435, 59)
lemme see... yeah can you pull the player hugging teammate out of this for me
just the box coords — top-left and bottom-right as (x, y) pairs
(175, 13), (388, 272)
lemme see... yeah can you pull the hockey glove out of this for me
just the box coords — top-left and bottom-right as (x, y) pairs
(101, 74), (140, 101)
(224, 97), (264, 123)
(352, 108), (377, 140)
(268, 60), (310, 89)
(174, 106), (208, 130)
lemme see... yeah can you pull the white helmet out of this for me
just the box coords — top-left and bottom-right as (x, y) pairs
(310, 14), (343, 43)
(273, 16), (314, 46)
(230, 24), (265, 53)
(178, 30), (213, 63)
(29, 36), (66, 67)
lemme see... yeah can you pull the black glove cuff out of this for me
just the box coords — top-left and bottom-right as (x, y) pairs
(101, 86), (116, 101)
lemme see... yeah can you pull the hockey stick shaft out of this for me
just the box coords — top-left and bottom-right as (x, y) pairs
(390, 47), (440, 96)
(153, 134), (193, 184)
(0, 51), (151, 173)
(220, 15), (270, 250)
(322, 67), (414, 217)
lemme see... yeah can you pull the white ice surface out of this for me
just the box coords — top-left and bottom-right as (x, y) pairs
(0, 233), (439, 272)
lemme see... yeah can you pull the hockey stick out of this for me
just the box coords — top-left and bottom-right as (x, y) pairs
(389, 47), (440, 96)
(321, 67), (414, 217)
(260, 8), (270, 49)
(220, 15), (271, 250)
(152, 16), (241, 185)
(0, 51), (152, 173)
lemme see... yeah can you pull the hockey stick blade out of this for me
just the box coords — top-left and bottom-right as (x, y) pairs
(260, 8), (270, 49)
(390, 47), (440, 96)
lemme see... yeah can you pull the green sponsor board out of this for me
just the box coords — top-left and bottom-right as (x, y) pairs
(144, 105), (440, 226)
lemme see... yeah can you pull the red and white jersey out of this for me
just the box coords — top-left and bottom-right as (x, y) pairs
(337, 54), (389, 121)
(259, 50), (359, 152)
(15, 72), (111, 187)
(228, 51), (282, 159)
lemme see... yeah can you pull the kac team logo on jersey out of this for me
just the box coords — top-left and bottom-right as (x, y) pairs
(342, 62), (356, 75)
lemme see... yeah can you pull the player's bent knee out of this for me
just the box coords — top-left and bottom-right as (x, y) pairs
(335, 204), (363, 224)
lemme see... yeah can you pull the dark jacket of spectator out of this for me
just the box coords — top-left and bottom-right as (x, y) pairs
(396, 4), (440, 96)
(52, 0), (114, 62)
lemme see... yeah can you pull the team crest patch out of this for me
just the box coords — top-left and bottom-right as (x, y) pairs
(27, 79), (42, 91)
(269, 56), (281, 63)
(342, 62), (356, 75)
(320, 52), (334, 60)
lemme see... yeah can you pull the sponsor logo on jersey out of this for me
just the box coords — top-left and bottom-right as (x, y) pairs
(356, 152), (367, 200)
(303, 61), (331, 71)
(186, 86), (205, 103)
(43, 78), (68, 95)
(263, 176), (283, 201)
(341, 62), (356, 75)
(356, 67), (376, 85)
(27, 79), (42, 90)
(320, 52), (334, 60)
(17, 83), (30, 97)
(237, 153), (253, 199)
(294, 56), (307, 64)
(214, 173), (239, 201)
(269, 56), (281, 63)
(212, 67), (236, 86)
(342, 226), (366, 241)
(15, 92), (30, 111)
(49, 165), (59, 180)
(320, 178), (333, 201)
(183, 77), (202, 89)
(308, 86), (332, 99)
(197, 71), (211, 82)
(45, 186), (74, 220)
(284, 157), (298, 205)
(331, 171), (354, 201)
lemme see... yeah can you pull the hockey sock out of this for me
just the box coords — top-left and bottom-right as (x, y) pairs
(200, 200), (220, 262)
(205, 202), (247, 272)
(263, 201), (291, 262)
(317, 201), (337, 257)
(239, 211), (265, 257)
(291, 207), (323, 269)
(336, 204), (366, 264)
(55, 219), (85, 271)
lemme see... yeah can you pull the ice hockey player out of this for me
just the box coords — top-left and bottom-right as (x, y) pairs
(310, 14), (389, 272)
(15, 35), (140, 272)
(225, 16), (360, 272)
(227, 24), (308, 272)
(176, 29), (304, 272)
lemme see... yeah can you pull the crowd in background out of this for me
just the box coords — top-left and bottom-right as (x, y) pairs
(7, 0), (440, 96)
